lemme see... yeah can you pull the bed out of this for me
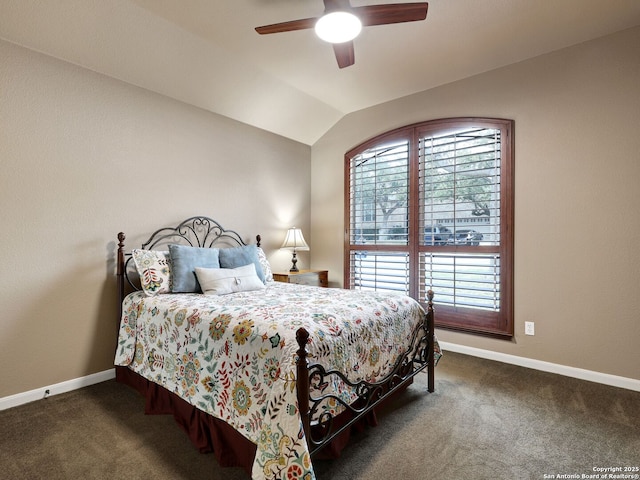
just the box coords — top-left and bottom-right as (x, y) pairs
(114, 216), (441, 480)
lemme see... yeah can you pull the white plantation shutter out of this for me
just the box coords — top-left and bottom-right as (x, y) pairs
(348, 138), (411, 295)
(419, 127), (501, 245)
(418, 127), (502, 311)
(346, 118), (514, 337)
(420, 253), (500, 310)
(349, 251), (410, 294)
(349, 139), (409, 245)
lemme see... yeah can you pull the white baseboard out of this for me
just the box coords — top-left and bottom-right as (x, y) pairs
(0, 369), (116, 411)
(2, 345), (638, 411)
(439, 341), (640, 392)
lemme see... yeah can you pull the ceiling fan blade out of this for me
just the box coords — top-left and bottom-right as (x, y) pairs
(255, 17), (318, 35)
(333, 41), (355, 68)
(354, 2), (428, 27)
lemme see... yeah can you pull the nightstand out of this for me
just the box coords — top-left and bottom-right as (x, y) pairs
(272, 270), (328, 288)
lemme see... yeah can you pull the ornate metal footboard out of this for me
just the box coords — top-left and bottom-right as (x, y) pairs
(296, 291), (435, 455)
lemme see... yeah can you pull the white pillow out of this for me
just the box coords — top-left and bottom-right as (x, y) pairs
(256, 247), (274, 283)
(195, 263), (266, 295)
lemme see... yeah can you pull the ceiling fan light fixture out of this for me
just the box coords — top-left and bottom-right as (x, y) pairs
(314, 11), (362, 44)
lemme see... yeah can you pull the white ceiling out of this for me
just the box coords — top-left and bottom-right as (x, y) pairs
(2, 0), (640, 145)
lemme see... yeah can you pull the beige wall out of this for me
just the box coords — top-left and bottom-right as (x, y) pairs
(0, 39), (311, 398)
(310, 26), (640, 380)
(2, 25), (639, 400)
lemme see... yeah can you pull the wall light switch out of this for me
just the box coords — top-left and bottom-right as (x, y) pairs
(525, 321), (535, 336)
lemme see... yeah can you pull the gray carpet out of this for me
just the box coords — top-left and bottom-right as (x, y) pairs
(1, 352), (638, 480)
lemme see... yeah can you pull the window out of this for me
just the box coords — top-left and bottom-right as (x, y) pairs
(345, 118), (514, 337)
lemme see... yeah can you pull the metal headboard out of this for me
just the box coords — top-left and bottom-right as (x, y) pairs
(116, 216), (261, 309)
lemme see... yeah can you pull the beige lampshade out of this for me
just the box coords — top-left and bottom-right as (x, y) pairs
(281, 228), (309, 272)
(281, 228), (310, 251)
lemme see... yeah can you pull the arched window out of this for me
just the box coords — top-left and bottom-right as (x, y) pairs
(345, 118), (514, 337)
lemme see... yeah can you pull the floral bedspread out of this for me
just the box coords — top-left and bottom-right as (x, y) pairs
(115, 282), (440, 480)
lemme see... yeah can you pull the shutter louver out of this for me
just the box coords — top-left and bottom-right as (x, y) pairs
(420, 253), (500, 310)
(349, 251), (410, 294)
(418, 127), (502, 311)
(349, 139), (410, 295)
(350, 140), (409, 245)
(419, 127), (501, 246)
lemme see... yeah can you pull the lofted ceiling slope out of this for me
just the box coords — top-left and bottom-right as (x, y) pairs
(1, 0), (640, 145)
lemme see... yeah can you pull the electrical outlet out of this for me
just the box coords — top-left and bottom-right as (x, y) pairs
(525, 321), (535, 336)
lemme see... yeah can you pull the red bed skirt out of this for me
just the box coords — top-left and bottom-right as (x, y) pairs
(116, 366), (408, 475)
(116, 366), (256, 475)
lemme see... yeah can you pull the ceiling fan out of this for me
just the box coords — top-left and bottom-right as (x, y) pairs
(255, 1), (429, 69)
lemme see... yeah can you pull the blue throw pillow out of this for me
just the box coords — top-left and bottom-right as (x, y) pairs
(218, 244), (265, 283)
(169, 244), (220, 293)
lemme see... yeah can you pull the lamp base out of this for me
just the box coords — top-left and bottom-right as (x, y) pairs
(290, 251), (299, 272)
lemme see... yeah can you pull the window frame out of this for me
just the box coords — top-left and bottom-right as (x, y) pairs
(344, 117), (514, 338)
